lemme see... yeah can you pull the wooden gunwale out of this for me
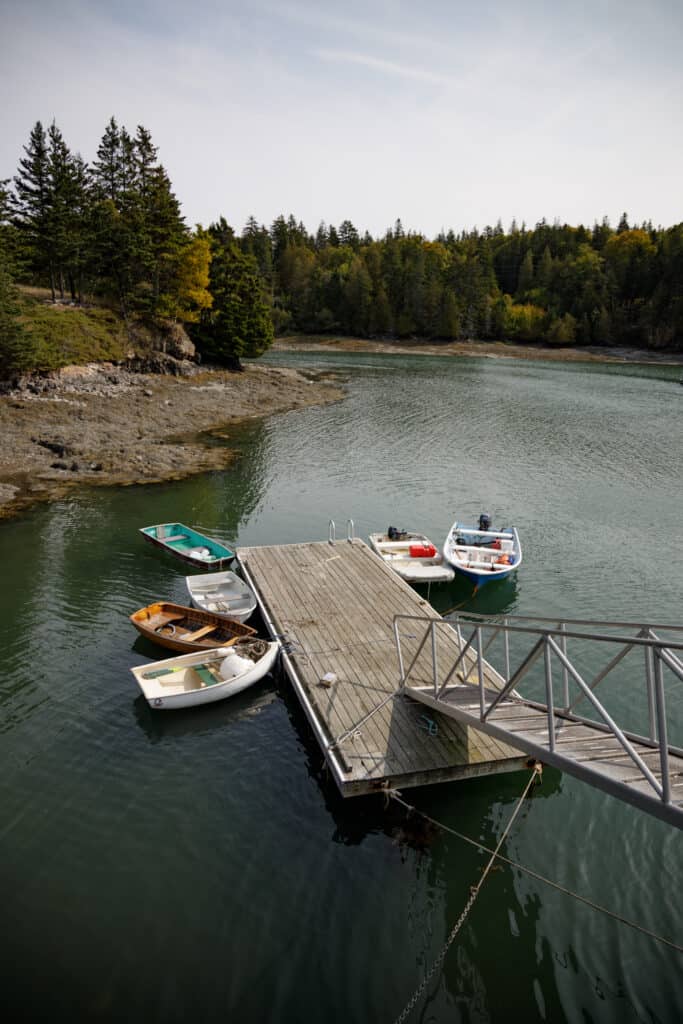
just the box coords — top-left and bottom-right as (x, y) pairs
(130, 601), (256, 653)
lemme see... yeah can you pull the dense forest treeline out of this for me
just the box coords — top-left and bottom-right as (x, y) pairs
(2, 117), (683, 376)
(249, 211), (683, 351)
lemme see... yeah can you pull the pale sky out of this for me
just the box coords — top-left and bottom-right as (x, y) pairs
(2, 0), (682, 237)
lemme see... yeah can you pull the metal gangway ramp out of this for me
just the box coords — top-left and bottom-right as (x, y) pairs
(398, 613), (683, 829)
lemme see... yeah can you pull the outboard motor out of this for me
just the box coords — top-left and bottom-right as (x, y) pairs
(478, 512), (491, 533)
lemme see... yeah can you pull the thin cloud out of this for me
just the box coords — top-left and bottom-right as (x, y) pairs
(263, 0), (461, 57)
(314, 49), (455, 87)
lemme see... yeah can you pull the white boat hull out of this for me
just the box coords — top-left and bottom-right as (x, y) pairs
(442, 522), (522, 585)
(368, 532), (455, 584)
(185, 569), (257, 623)
(131, 641), (279, 710)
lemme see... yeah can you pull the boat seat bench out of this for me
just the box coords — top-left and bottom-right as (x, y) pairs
(179, 624), (218, 642)
(164, 534), (189, 544)
(194, 665), (221, 687)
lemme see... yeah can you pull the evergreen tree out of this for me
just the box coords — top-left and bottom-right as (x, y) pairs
(516, 248), (534, 296)
(12, 121), (55, 296)
(92, 117), (125, 203)
(338, 219), (360, 251)
(46, 121), (89, 300)
(193, 224), (273, 366)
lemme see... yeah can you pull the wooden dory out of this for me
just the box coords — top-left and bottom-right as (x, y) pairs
(140, 523), (234, 570)
(130, 601), (256, 653)
(130, 639), (279, 710)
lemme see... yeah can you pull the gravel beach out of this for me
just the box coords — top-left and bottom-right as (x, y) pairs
(0, 361), (345, 519)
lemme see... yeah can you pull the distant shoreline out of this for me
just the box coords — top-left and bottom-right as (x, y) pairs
(273, 335), (683, 366)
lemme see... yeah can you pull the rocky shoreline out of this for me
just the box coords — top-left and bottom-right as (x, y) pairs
(273, 335), (683, 364)
(0, 360), (345, 519)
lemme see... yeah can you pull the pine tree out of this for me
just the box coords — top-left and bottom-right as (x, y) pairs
(338, 219), (360, 251)
(92, 116), (123, 203)
(193, 225), (273, 366)
(46, 120), (90, 300)
(12, 121), (55, 297)
(516, 248), (534, 296)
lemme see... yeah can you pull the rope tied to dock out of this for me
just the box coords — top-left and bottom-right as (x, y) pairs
(390, 764), (683, 1023)
(391, 764), (541, 1024)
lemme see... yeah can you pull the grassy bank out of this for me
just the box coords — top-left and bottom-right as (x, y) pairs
(16, 288), (151, 371)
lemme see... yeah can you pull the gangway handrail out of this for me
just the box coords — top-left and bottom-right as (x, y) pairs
(392, 612), (683, 824)
(444, 618), (683, 650)
(444, 610), (683, 634)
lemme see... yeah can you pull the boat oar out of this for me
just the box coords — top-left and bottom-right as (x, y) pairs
(143, 666), (185, 679)
(142, 654), (227, 679)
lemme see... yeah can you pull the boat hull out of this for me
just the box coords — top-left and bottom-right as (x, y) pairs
(130, 602), (256, 653)
(131, 641), (279, 710)
(450, 563), (515, 586)
(185, 570), (257, 623)
(141, 524), (234, 570)
(442, 521), (522, 586)
(368, 532), (455, 584)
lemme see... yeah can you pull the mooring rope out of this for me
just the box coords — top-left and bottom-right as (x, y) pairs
(392, 766), (541, 1024)
(389, 773), (682, 1024)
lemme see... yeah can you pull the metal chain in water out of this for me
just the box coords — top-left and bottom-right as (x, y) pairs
(393, 882), (481, 1024)
(392, 766), (541, 1024)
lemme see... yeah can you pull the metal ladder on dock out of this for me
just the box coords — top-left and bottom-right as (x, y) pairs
(395, 612), (683, 829)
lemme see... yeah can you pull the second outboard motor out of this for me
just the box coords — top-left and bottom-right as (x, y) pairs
(479, 512), (491, 532)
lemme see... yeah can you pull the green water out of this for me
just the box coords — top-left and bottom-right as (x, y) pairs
(1, 352), (681, 1022)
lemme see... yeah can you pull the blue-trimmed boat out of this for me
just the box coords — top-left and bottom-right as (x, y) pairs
(442, 514), (522, 586)
(140, 523), (234, 570)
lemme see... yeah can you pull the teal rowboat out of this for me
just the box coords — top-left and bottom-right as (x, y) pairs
(140, 523), (234, 570)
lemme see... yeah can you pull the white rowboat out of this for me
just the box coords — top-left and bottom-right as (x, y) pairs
(185, 570), (257, 623)
(442, 517), (522, 586)
(368, 530), (455, 584)
(131, 639), (279, 710)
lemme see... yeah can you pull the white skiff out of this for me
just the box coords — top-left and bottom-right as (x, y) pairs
(442, 514), (522, 586)
(185, 569), (257, 623)
(368, 529), (455, 584)
(131, 638), (279, 710)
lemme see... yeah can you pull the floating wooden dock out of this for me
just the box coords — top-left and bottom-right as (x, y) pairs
(237, 538), (526, 797)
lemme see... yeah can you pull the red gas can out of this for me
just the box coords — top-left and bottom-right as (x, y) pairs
(409, 543), (436, 558)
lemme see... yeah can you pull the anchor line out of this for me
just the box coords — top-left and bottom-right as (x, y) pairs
(388, 786), (683, 966)
(392, 766), (541, 1024)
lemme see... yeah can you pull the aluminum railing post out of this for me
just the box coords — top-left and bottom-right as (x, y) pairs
(544, 636), (556, 752)
(644, 630), (657, 741)
(477, 627), (485, 718)
(653, 649), (671, 804)
(559, 622), (569, 711)
(394, 618), (406, 691)
(503, 618), (510, 683)
(431, 619), (438, 696)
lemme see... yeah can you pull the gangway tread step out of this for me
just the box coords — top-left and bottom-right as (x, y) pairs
(407, 683), (683, 827)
